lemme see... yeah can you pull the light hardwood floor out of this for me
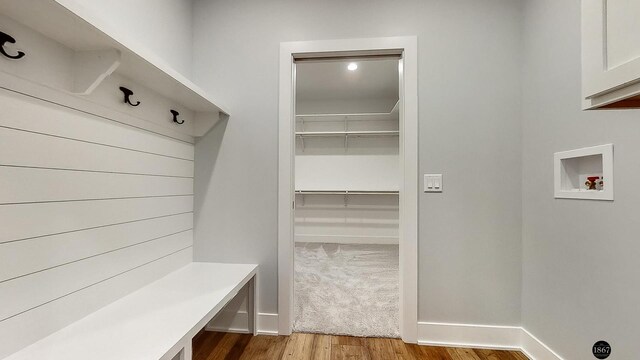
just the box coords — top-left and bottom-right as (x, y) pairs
(193, 331), (529, 360)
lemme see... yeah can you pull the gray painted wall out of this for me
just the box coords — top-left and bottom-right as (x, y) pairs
(521, 0), (640, 358)
(78, 0), (193, 77)
(192, 0), (523, 326)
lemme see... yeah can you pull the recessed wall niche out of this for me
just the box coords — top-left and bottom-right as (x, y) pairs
(554, 144), (613, 200)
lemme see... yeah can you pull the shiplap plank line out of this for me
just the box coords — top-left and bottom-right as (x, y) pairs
(0, 195), (193, 243)
(1, 164), (193, 178)
(1, 195), (192, 206)
(1, 124), (193, 162)
(0, 90), (194, 160)
(0, 213), (193, 282)
(0, 211), (192, 245)
(0, 166), (193, 204)
(0, 76), (195, 144)
(0, 247), (193, 359)
(0, 230), (193, 322)
(0, 127), (194, 177)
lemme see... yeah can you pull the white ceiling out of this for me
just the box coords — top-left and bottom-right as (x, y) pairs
(296, 58), (399, 102)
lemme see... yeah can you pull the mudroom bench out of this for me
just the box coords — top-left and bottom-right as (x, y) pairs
(4, 263), (257, 360)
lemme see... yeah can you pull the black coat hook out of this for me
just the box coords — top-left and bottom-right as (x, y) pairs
(0, 31), (26, 60)
(171, 110), (184, 124)
(119, 87), (140, 107)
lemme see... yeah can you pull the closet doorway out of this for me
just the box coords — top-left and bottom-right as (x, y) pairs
(293, 57), (400, 338)
(278, 37), (418, 343)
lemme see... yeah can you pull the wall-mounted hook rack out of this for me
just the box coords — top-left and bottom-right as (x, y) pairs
(119, 87), (140, 107)
(170, 110), (184, 124)
(0, 31), (26, 60)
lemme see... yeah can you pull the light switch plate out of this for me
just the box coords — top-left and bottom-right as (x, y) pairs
(424, 174), (443, 192)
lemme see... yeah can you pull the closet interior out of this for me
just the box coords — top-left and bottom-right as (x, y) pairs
(292, 57), (401, 338)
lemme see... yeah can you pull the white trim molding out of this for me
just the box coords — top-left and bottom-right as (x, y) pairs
(210, 316), (565, 359)
(418, 322), (521, 351)
(278, 36), (419, 343)
(418, 322), (564, 360)
(417, 322), (565, 360)
(207, 312), (279, 336)
(256, 313), (279, 336)
(520, 328), (566, 360)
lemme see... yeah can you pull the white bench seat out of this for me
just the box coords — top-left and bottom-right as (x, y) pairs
(4, 262), (257, 360)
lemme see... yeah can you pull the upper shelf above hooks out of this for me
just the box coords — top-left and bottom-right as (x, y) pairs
(0, 0), (229, 138)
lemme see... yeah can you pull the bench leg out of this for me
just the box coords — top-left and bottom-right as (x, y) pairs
(248, 275), (257, 336)
(180, 342), (192, 360)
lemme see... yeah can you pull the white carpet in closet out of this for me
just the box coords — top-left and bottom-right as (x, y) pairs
(293, 243), (399, 338)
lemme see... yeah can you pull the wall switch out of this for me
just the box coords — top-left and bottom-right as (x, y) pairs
(424, 174), (443, 192)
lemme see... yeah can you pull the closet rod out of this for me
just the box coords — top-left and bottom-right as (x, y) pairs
(295, 130), (399, 137)
(296, 100), (400, 119)
(295, 190), (399, 195)
(296, 112), (391, 118)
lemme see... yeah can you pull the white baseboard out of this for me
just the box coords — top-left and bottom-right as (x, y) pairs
(295, 234), (399, 245)
(520, 328), (565, 360)
(256, 313), (279, 336)
(208, 315), (563, 359)
(206, 312), (279, 336)
(417, 322), (522, 350)
(417, 322), (564, 360)
(206, 310), (250, 334)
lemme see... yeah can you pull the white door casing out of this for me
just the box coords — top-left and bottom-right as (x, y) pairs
(278, 36), (419, 343)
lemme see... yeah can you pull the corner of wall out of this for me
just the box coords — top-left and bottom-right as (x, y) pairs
(416, 322), (565, 360)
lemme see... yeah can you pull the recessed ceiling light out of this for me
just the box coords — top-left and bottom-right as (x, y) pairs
(347, 62), (358, 71)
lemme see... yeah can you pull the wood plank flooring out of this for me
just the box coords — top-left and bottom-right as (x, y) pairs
(192, 331), (530, 360)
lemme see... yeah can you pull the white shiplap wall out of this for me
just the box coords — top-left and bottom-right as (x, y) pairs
(0, 88), (194, 358)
